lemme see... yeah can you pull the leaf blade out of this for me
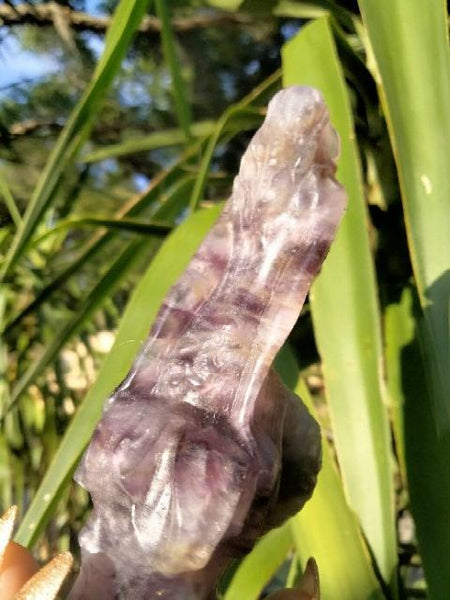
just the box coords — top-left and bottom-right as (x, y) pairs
(274, 347), (384, 600)
(357, 3), (450, 593)
(224, 523), (293, 600)
(189, 70), (281, 211)
(282, 17), (396, 585)
(82, 121), (215, 163)
(155, 0), (192, 140)
(291, 378), (384, 600)
(385, 288), (450, 598)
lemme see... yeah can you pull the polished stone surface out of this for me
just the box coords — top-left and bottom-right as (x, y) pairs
(70, 86), (346, 599)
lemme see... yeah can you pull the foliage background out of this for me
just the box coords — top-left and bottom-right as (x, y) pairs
(0, 1), (448, 598)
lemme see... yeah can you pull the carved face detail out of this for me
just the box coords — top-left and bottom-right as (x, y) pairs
(70, 86), (346, 600)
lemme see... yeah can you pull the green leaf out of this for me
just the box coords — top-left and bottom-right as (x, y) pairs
(384, 297), (409, 483)
(206, 0), (243, 9)
(7, 176), (195, 407)
(291, 378), (384, 600)
(357, 0), (449, 312)
(15, 204), (222, 548)
(274, 0), (355, 29)
(224, 523), (293, 600)
(32, 216), (172, 247)
(274, 346), (384, 599)
(189, 70), (281, 211)
(8, 237), (152, 410)
(385, 287), (450, 599)
(1, 0), (152, 279)
(358, 0), (450, 506)
(0, 289), (8, 413)
(273, 1), (328, 19)
(282, 17), (396, 586)
(82, 113), (263, 164)
(0, 173), (21, 228)
(82, 121), (215, 163)
(3, 163), (198, 336)
(0, 436), (12, 509)
(155, 0), (192, 141)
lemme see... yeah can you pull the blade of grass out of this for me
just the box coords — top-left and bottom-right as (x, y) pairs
(155, 0), (192, 141)
(384, 295), (408, 483)
(6, 179), (193, 408)
(357, 0), (450, 467)
(2, 162), (198, 336)
(283, 17), (396, 587)
(0, 174), (21, 228)
(189, 107), (260, 212)
(285, 553), (300, 589)
(385, 287), (450, 599)
(31, 216), (172, 248)
(0, 290), (9, 418)
(5, 91), (264, 334)
(206, 0), (242, 9)
(82, 121), (215, 163)
(1, 0), (152, 280)
(0, 436), (12, 508)
(292, 380), (384, 600)
(15, 203), (222, 548)
(82, 113), (263, 164)
(223, 523), (293, 600)
(358, 4), (450, 593)
(275, 0), (356, 30)
(4, 102), (262, 335)
(274, 1), (329, 19)
(8, 237), (152, 410)
(189, 69), (281, 211)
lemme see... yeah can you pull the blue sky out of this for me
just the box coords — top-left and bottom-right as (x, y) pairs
(0, 1), (105, 91)
(85, 0), (104, 15)
(0, 34), (59, 89)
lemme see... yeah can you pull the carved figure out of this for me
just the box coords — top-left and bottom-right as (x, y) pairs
(70, 86), (346, 599)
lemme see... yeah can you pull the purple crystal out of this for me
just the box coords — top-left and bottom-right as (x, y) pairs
(70, 86), (347, 599)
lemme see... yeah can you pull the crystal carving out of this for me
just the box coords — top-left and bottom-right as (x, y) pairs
(70, 86), (347, 599)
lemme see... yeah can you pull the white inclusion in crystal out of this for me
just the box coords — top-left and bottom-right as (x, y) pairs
(143, 443), (175, 513)
(132, 448), (174, 552)
(187, 376), (203, 387)
(184, 390), (202, 407)
(81, 515), (102, 554)
(257, 233), (285, 284)
(235, 352), (267, 432)
(264, 187), (277, 203)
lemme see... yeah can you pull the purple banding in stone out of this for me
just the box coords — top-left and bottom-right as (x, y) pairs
(70, 86), (347, 600)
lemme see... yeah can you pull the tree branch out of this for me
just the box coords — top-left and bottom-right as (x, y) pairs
(7, 119), (62, 137)
(0, 3), (253, 36)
